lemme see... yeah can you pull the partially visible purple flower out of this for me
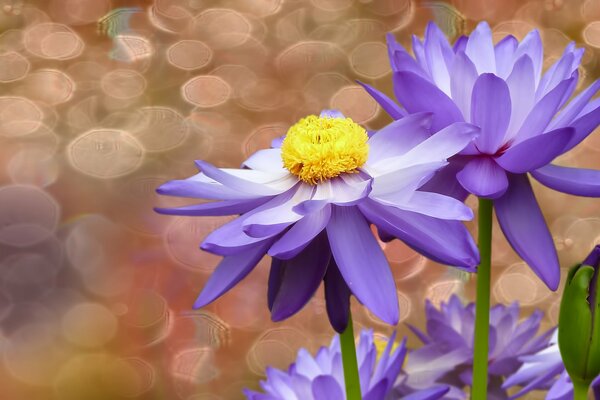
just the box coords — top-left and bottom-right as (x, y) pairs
(364, 21), (600, 291)
(156, 110), (480, 332)
(244, 329), (449, 400)
(403, 295), (554, 399)
(504, 331), (600, 399)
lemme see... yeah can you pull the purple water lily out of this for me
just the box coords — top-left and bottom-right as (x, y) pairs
(244, 329), (450, 400)
(156, 110), (479, 332)
(503, 331), (600, 399)
(363, 21), (600, 290)
(403, 295), (554, 399)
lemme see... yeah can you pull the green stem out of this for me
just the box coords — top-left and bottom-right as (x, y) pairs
(573, 380), (590, 400)
(471, 198), (493, 400)
(340, 310), (361, 400)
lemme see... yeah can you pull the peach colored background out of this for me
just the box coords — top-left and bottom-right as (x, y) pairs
(0, 0), (599, 399)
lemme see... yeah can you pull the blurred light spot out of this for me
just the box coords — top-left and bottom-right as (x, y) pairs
(0, 51), (29, 82)
(167, 40), (212, 70)
(147, 4), (193, 34)
(165, 216), (234, 272)
(275, 8), (309, 45)
(181, 75), (231, 107)
(48, 0), (110, 25)
(330, 85), (379, 123)
(277, 41), (347, 80)
(8, 148), (59, 187)
(2, 253), (60, 302)
(493, 262), (551, 306)
(0, 29), (25, 52)
(583, 21), (600, 48)
(19, 69), (76, 105)
(211, 64), (257, 98)
(118, 357), (156, 397)
(101, 69), (146, 99)
(122, 289), (171, 347)
(227, 0), (283, 17)
(61, 302), (118, 348)
(66, 61), (108, 91)
(421, 2), (465, 39)
(303, 72), (352, 104)
(175, 311), (231, 349)
(110, 34), (154, 63)
(131, 106), (189, 152)
(0, 96), (43, 137)
(191, 8), (251, 49)
(311, 0), (354, 12)
(67, 129), (144, 178)
(97, 7), (142, 37)
(171, 347), (219, 384)
(425, 279), (462, 307)
(24, 22), (84, 60)
(243, 123), (288, 158)
(239, 79), (286, 111)
(0, 185), (59, 247)
(350, 42), (390, 78)
(247, 328), (310, 374)
(366, 290), (412, 324)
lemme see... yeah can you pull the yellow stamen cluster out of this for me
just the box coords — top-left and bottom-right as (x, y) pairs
(281, 115), (369, 184)
(374, 337), (400, 361)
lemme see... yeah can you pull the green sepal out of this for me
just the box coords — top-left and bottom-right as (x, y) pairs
(584, 260), (600, 380)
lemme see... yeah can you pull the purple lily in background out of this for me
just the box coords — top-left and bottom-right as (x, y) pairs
(403, 295), (554, 399)
(244, 329), (450, 400)
(503, 331), (600, 399)
(156, 110), (479, 332)
(362, 21), (600, 290)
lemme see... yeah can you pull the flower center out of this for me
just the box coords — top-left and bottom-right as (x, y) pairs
(281, 115), (369, 184)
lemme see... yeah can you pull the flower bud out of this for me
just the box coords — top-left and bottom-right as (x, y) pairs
(558, 245), (600, 388)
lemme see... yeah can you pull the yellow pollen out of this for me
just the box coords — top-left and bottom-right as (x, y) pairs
(281, 115), (369, 185)
(374, 337), (400, 361)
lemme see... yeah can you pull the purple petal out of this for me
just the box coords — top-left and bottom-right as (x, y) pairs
(363, 379), (389, 400)
(270, 233), (331, 321)
(453, 35), (467, 53)
(242, 149), (284, 171)
(531, 164), (600, 197)
(418, 158), (470, 201)
(357, 80), (406, 120)
(294, 176), (372, 214)
(320, 109), (345, 118)
(194, 241), (271, 308)
(367, 112), (433, 161)
(326, 206), (399, 324)
(505, 55), (536, 141)
(513, 29), (543, 86)
(450, 51), (478, 118)
(495, 127), (573, 173)
(267, 258), (283, 311)
(359, 199), (479, 269)
(375, 190), (474, 221)
(154, 197), (269, 216)
(465, 21), (496, 74)
(494, 35), (518, 78)
(403, 386), (450, 400)
(156, 176), (259, 200)
(561, 104), (600, 153)
(470, 73), (512, 153)
(514, 77), (575, 142)
(547, 79), (600, 131)
(312, 375), (344, 400)
(495, 173), (560, 290)
(456, 157), (508, 199)
(411, 34), (428, 71)
(268, 204), (331, 259)
(393, 71), (464, 131)
(324, 257), (351, 333)
(424, 22), (454, 94)
(201, 215), (275, 255)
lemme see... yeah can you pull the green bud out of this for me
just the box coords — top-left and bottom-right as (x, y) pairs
(558, 245), (600, 388)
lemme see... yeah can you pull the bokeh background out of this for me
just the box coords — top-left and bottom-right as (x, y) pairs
(1, 0), (599, 398)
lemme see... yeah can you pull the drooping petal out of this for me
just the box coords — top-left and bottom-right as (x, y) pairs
(374, 190), (474, 221)
(531, 164), (600, 197)
(242, 148), (285, 172)
(193, 240), (271, 308)
(359, 199), (479, 269)
(154, 197), (269, 216)
(357, 80), (406, 120)
(505, 55), (536, 141)
(268, 204), (332, 259)
(561, 104), (600, 153)
(495, 173), (560, 290)
(456, 157), (509, 199)
(470, 73), (512, 153)
(201, 215), (275, 255)
(494, 35), (518, 78)
(312, 375), (344, 400)
(495, 127), (573, 173)
(267, 258), (283, 311)
(366, 112), (432, 162)
(449, 51), (478, 118)
(156, 175), (261, 200)
(393, 71), (464, 131)
(270, 233), (331, 321)
(514, 77), (575, 142)
(324, 257), (351, 333)
(326, 206), (399, 325)
(465, 21), (496, 74)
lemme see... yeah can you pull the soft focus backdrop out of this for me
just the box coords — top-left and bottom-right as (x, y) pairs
(1, 0), (599, 399)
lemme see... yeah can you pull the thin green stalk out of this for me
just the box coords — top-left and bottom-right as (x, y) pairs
(471, 198), (493, 399)
(573, 381), (590, 400)
(340, 310), (361, 400)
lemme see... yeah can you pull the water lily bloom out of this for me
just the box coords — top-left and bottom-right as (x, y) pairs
(156, 110), (479, 332)
(403, 295), (554, 399)
(364, 21), (600, 290)
(503, 331), (600, 399)
(243, 329), (450, 400)
(558, 245), (600, 392)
